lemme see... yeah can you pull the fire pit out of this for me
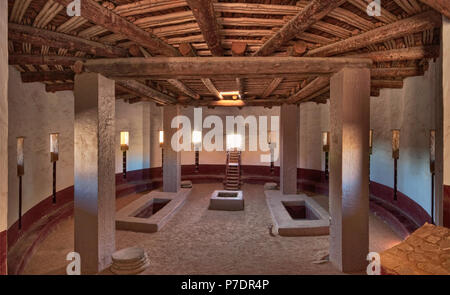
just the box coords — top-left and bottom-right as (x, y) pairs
(209, 190), (244, 211)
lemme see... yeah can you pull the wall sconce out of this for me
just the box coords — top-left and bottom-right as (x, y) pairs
(430, 129), (436, 224)
(17, 137), (24, 229)
(391, 129), (400, 200)
(268, 131), (276, 175)
(322, 131), (330, 179)
(120, 131), (129, 179)
(369, 129), (373, 182)
(50, 133), (59, 203)
(192, 130), (202, 173)
(159, 130), (164, 172)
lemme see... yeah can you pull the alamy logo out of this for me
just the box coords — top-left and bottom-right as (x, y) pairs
(67, 0), (81, 17)
(169, 108), (279, 163)
(366, 252), (381, 275)
(66, 252), (81, 275)
(366, 0), (381, 17)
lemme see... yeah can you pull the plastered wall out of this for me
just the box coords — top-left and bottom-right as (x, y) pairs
(0, 1), (8, 234)
(8, 67), (75, 227)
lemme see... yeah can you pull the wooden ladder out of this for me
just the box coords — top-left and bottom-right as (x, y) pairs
(224, 150), (242, 190)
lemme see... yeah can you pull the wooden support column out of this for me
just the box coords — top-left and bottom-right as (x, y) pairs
(0, 0), (8, 275)
(74, 73), (116, 274)
(280, 104), (299, 195)
(329, 67), (370, 272)
(442, 16), (450, 227)
(163, 105), (181, 192)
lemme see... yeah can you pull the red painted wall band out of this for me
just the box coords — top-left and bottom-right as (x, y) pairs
(444, 185), (450, 228)
(0, 230), (6, 275)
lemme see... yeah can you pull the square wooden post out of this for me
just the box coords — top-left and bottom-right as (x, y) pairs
(0, 0), (8, 275)
(280, 104), (299, 195)
(329, 67), (370, 272)
(74, 73), (116, 274)
(163, 105), (181, 192)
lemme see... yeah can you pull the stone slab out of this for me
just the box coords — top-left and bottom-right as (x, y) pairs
(116, 188), (191, 233)
(209, 190), (244, 211)
(264, 190), (330, 236)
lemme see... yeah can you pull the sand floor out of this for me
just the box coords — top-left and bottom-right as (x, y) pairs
(22, 183), (402, 275)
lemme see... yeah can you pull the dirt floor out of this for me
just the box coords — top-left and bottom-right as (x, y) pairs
(22, 183), (402, 275)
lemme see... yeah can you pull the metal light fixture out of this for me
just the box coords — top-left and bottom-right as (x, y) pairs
(268, 131), (276, 175)
(17, 137), (25, 229)
(369, 129), (373, 182)
(192, 130), (202, 173)
(430, 129), (436, 224)
(159, 130), (164, 172)
(392, 129), (400, 200)
(50, 133), (59, 203)
(322, 131), (330, 179)
(120, 131), (129, 179)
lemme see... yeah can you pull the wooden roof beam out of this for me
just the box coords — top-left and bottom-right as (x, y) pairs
(231, 42), (247, 98)
(253, 0), (345, 56)
(9, 54), (85, 66)
(54, 0), (180, 57)
(186, 0), (223, 56)
(116, 80), (178, 105)
(21, 71), (74, 83)
(306, 10), (442, 57)
(418, 0), (450, 19)
(261, 78), (284, 98)
(8, 23), (128, 58)
(77, 56), (372, 80)
(346, 46), (440, 62)
(287, 76), (330, 103)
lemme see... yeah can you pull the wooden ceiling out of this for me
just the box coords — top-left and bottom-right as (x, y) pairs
(7, 0), (448, 107)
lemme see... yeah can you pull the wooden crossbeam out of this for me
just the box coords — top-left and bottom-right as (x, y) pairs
(116, 80), (177, 105)
(346, 46), (440, 62)
(306, 10), (442, 57)
(9, 55), (85, 66)
(77, 56), (372, 80)
(253, 0), (344, 56)
(371, 80), (404, 89)
(371, 67), (423, 78)
(186, 0), (223, 56)
(261, 78), (284, 98)
(287, 76), (330, 103)
(419, 0), (450, 19)
(54, 0), (180, 57)
(8, 23), (128, 58)
(21, 71), (74, 83)
(167, 79), (200, 99)
(186, 98), (284, 107)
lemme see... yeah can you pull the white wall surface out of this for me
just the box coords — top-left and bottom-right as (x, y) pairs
(8, 67), (74, 226)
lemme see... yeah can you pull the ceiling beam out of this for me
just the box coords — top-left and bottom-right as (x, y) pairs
(187, 98), (284, 107)
(418, 0), (450, 19)
(116, 80), (178, 105)
(253, 0), (344, 56)
(8, 23), (128, 58)
(167, 79), (200, 99)
(77, 56), (372, 79)
(371, 80), (404, 89)
(261, 78), (284, 98)
(9, 54), (85, 66)
(54, 0), (180, 56)
(371, 67), (423, 78)
(306, 10), (442, 57)
(346, 46), (440, 62)
(21, 71), (74, 83)
(231, 42), (247, 98)
(287, 76), (330, 103)
(177, 42), (222, 99)
(186, 0), (223, 56)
